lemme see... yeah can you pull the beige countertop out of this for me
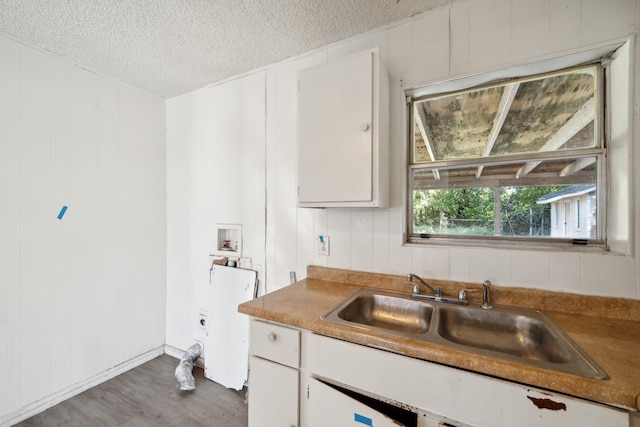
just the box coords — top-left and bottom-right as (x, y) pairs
(238, 266), (640, 412)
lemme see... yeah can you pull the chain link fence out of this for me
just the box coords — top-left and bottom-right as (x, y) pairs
(414, 211), (552, 237)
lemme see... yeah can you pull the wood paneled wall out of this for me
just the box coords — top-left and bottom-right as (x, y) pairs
(263, 0), (639, 297)
(166, 0), (639, 360)
(166, 72), (266, 352)
(0, 35), (166, 419)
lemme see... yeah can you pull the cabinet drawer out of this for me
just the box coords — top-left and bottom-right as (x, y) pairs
(250, 320), (300, 368)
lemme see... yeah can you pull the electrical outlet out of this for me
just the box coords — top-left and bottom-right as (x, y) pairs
(317, 235), (330, 256)
(197, 309), (208, 330)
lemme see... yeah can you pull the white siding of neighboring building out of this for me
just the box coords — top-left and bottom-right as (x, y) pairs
(550, 193), (596, 239)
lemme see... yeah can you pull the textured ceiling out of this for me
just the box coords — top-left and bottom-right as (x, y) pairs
(0, 0), (448, 98)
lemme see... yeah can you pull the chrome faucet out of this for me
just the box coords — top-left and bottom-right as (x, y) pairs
(406, 274), (441, 297)
(481, 280), (493, 309)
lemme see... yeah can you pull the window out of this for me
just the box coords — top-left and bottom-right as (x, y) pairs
(407, 63), (607, 248)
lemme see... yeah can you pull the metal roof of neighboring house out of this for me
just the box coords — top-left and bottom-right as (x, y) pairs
(536, 184), (596, 204)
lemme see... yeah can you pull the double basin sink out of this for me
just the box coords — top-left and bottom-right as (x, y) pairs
(321, 287), (608, 379)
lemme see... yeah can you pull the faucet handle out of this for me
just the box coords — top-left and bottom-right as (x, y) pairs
(404, 275), (414, 287)
(481, 280), (493, 309)
(458, 288), (477, 302)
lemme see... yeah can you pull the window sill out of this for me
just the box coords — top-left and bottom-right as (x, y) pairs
(404, 235), (610, 254)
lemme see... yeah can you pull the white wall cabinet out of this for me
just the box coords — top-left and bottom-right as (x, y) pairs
(297, 48), (389, 207)
(248, 320), (300, 427)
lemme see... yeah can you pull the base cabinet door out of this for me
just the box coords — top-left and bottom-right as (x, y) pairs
(306, 334), (629, 427)
(248, 356), (299, 427)
(305, 377), (407, 427)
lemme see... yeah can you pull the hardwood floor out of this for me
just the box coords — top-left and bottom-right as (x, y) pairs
(16, 355), (248, 427)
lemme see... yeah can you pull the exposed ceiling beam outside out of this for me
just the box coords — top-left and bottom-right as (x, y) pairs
(560, 157), (596, 177)
(414, 104), (441, 181)
(515, 97), (596, 179)
(476, 83), (520, 179)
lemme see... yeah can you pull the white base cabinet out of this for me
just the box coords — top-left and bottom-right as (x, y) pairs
(305, 377), (407, 427)
(248, 320), (301, 427)
(248, 319), (631, 427)
(248, 356), (299, 427)
(304, 334), (629, 427)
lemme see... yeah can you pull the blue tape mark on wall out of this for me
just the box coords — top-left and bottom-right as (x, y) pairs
(354, 413), (373, 426)
(57, 205), (68, 220)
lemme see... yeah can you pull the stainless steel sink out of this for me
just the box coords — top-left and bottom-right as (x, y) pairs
(437, 304), (573, 363)
(328, 289), (434, 335)
(321, 287), (608, 379)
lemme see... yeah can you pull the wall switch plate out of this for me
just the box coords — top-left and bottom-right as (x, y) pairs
(317, 235), (330, 256)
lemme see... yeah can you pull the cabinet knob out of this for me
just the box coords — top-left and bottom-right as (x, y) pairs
(267, 332), (277, 343)
(360, 123), (370, 132)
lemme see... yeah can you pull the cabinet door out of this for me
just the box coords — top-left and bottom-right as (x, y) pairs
(307, 334), (628, 427)
(298, 50), (374, 204)
(305, 377), (407, 427)
(248, 356), (299, 427)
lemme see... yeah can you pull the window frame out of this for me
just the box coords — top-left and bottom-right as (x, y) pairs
(402, 42), (632, 252)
